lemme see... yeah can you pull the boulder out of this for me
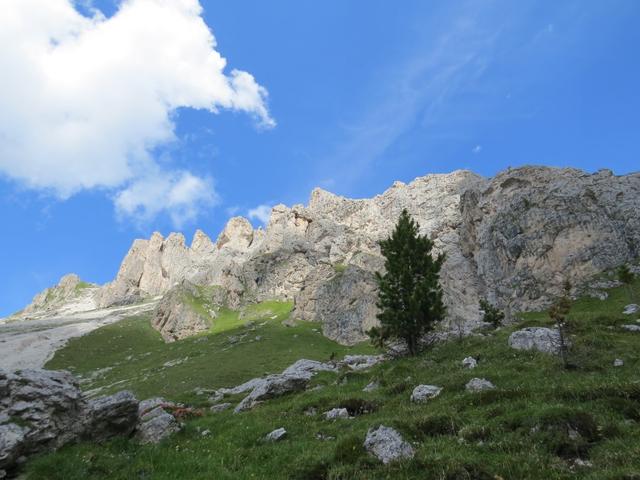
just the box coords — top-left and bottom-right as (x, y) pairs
(0, 368), (86, 471)
(363, 425), (414, 464)
(324, 408), (350, 420)
(623, 304), (639, 315)
(234, 374), (308, 413)
(465, 378), (496, 392)
(508, 327), (564, 354)
(135, 406), (181, 444)
(281, 359), (337, 379)
(83, 390), (139, 442)
(0, 369), (154, 475)
(410, 385), (442, 403)
(264, 427), (287, 442)
(613, 359), (624, 367)
(339, 355), (386, 371)
(462, 356), (478, 369)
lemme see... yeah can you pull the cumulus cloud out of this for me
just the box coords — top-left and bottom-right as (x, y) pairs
(247, 204), (272, 225)
(0, 0), (274, 225)
(114, 170), (218, 228)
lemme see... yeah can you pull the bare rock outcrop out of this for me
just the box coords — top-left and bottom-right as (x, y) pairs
(10, 274), (98, 321)
(0, 369), (183, 476)
(150, 280), (226, 342)
(21, 166), (640, 345)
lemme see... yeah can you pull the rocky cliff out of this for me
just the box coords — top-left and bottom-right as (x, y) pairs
(13, 166), (640, 344)
(9, 274), (98, 321)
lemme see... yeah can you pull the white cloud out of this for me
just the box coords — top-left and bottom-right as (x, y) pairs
(247, 204), (272, 225)
(0, 0), (273, 225)
(472, 145), (482, 154)
(114, 171), (218, 228)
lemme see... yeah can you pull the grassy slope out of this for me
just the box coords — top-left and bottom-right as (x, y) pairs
(45, 301), (374, 403)
(29, 279), (640, 480)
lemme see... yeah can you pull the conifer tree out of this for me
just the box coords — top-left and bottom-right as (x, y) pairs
(479, 298), (505, 329)
(375, 209), (446, 355)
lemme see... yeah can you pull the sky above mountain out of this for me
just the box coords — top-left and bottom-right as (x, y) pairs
(1, 0), (639, 317)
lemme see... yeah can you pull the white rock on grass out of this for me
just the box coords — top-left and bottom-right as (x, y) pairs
(265, 427), (287, 442)
(622, 324), (640, 332)
(363, 381), (380, 392)
(324, 408), (350, 420)
(410, 385), (442, 403)
(465, 378), (495, 392)
(339, 355), (386, 371)
(613, 359), (624, 367)
(623, 304), (639, 315)
(363, 425), (414, 464)
(462, 357), (477, 369)
(210, 403), (232, 413)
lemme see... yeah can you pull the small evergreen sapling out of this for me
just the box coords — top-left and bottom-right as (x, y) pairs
(549, 280), (572, 369)
(479, 299), (504, 329)
(617, 265), (636, 303)
(375, 209), (446, 355)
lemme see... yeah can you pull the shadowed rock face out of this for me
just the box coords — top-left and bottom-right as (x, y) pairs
(20, 166), (640, 345)
(0, 369), (141, 477)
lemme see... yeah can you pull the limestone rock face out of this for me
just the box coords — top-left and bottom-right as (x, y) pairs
(13, 274), (98, 320)
(51, 166), (639, 345)
(150, 281), (225, 342)
(0, 369), (148, 476)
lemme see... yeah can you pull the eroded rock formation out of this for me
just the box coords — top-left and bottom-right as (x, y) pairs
(13, 166), (640, 345)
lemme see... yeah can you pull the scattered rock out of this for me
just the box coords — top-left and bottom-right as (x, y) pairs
(210, 403), (232, 413)
(363, 425), (414, 464)
(410, 385), (442, 403)
(304, 407), (317, 416)
(622, 324), (640, 332)
(572, 458), (593, 469)
(623, 304), (639, 315)
(339, 355), (386, 371)
(324, 408), (350, 420)
(363, 381), (380, 392)
(265, 427), (287, 442)
(462, 356), (478, 369)
(466, 378), (496, 392)
(508, 327), (565, 354)
(613, 359), (624, 367)
(315, 433), (335, 441)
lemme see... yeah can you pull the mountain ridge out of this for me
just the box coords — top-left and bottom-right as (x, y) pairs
(8, 165), (640, 345)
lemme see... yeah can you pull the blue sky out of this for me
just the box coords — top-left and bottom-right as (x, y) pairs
(1, 0), (639, 316)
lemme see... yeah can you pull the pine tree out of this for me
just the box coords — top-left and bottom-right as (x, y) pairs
(375, 209), (446, 355)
